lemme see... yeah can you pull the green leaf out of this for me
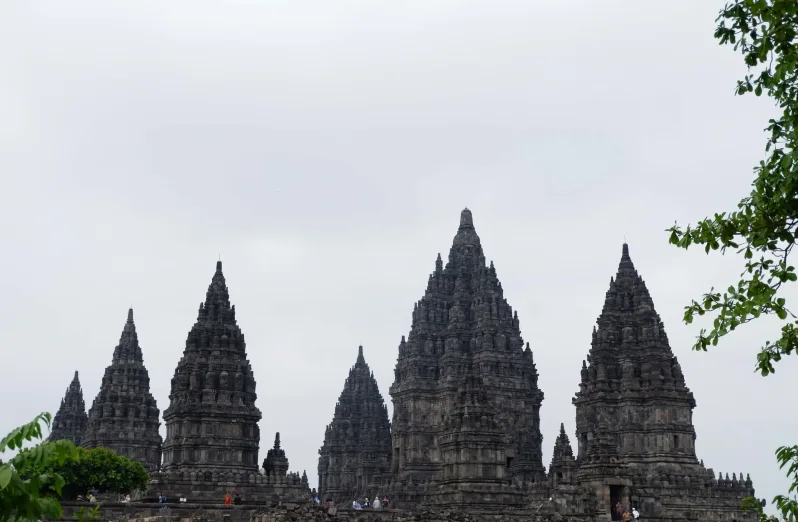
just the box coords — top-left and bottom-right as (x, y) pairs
(0, 465), (12, 490)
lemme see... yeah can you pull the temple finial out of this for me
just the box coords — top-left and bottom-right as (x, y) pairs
(127, 308), (134, 324)
(216, 259), (222, 271)
(459, 207), (474, 229)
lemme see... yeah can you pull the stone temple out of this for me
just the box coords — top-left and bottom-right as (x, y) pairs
(82, 309), (162, 472)
(48, 371), (88, 446)
(316, 209), (756, 521)
(570, 243), (756, 520)
(318, 346), (392, 501)
(50, 208), (758, 521)
(150, 261), (308, 502)
(386, 208), (546, 508)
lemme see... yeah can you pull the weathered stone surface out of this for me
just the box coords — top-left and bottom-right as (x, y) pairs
(263, 433), (289, 478)
(549, 424), (576, 488)
(388, 208), (545, 508)
(82, 309), (162, 472)
(48, 370), (88, 446)
(571, 244), (756, 521)
(160, 261), (262, 475)
(318, 346), (392, 502)
(153, 261), (308, 502)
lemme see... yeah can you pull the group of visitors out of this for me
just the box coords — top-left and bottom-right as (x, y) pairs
(615, 501), (640, 520)
(351, 496), (390, 510)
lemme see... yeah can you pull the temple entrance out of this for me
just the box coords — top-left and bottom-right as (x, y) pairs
(609, 485), (624, 521)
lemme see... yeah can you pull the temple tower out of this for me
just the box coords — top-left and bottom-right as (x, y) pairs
(317, 346), (392, 501)
(389, 208), (545, 507)
(548, 423), (576, 487)
(83, 309), (162, 472)
(573, 244), (756, 521)
(48, 371), (88, 446)
(146, 261), (277, 501)
(263, 432), (289, 478)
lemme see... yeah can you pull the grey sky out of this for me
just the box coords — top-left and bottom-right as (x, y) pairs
(1, 0), (796, 509)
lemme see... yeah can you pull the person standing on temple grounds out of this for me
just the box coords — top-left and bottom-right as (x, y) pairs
(373, 496), (381, 509)
(615, 502), (623, 520)
(224, 493), (232, 506)
(632, 507), (639, 519)
(233, 493), (241, 505)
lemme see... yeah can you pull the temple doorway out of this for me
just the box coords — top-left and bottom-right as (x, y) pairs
(609, 485), (624, 520)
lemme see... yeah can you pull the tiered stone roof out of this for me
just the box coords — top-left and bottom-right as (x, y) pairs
(572, 244), (755, 519)
(160, 261), (262, 474)
(549, 423), (576, 486)
(389, 208), (545, 506)
(83, 309), (162, 471)
(48, 371), (88, 446)
(318, 346), (392, 501)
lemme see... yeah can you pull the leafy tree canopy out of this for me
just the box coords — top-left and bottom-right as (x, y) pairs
(667, 1), (798, 520)
(20, 447), (149, 501)
(0, 413), (78, 522)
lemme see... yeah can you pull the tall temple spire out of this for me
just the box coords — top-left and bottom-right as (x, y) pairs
(83, 309), (162, 472)
(390, 208), (545, 507)
(48, 370), (88, 445)
(570, 242), (756, 520)
(574, 243), (697, 474)
(160, 260), (262, 479)
(319, 345), (392, 501)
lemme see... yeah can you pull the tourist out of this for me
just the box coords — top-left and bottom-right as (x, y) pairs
(224, 493), (232, 505)
(632, 507), (639, 519)
(615, 502), (624, 519)
(233, 493), (242, 505)
(373, 496), (381, 509)
(88, 493), (97, 503)
(158, 493), (166, 504)
(622, 510), (632, 521)
(382, 496), (389, 508)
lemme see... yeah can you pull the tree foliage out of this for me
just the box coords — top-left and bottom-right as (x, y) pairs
(666, 1), (798, 520)
(21, 447), (150, 501)
(0, 412), (79, 522)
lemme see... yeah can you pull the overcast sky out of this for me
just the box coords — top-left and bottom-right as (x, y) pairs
(2, 0), (796, 510)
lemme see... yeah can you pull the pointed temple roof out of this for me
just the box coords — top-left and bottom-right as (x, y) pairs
(48, 370), (88, 445)
(580, 244), (690, 391)
(552, 423), (575, 462)
(390, 208), (546, 487)
(161, 260), (262, 474)
(83, 309), (163, 472)
(573, 243), (699, 476)
(318, 345), (392, 500)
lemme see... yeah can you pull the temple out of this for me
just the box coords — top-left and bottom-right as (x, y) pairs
(317, 346), (392, 501)
(387, 208), (545, 508)
(44, 209), (761, 520)
(82, 309), (163, 472)
(571, 244), (755, 521)
(48, 371), (88, 446)
(548, 423), (577, 488)
(151, 261), (308, 502)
